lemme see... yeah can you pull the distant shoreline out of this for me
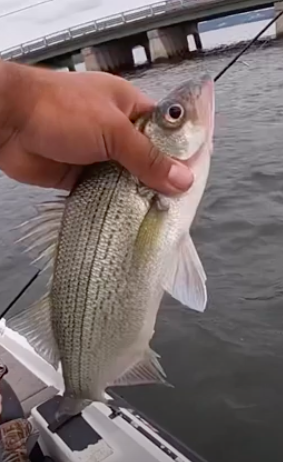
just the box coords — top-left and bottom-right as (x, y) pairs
(198, 7), (274, 33)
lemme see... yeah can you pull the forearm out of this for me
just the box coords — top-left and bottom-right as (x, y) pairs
(0, 61), (24, 147)
(0, 61), (14, 150)
(0, 61), (40, 148)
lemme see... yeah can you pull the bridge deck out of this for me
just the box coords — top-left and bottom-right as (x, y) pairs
(0, 0), (276, 64)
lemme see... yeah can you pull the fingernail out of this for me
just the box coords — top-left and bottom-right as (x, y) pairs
(168, 164), (194, 191)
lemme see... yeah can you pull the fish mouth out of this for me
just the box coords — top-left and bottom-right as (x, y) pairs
(183, 74), (215, 168)
(198, 74), (215, 142)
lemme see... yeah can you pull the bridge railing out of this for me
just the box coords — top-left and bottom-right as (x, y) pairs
(0, 0), (221, 60)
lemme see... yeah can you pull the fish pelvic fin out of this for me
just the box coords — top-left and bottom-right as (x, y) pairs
(112, 348), (173, 388)
(6, 294), (60, 370)
(14, 195), (66, 273)
(162, 233), (207, 313)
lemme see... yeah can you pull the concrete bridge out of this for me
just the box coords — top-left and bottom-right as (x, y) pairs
(1, 0), (283, 73)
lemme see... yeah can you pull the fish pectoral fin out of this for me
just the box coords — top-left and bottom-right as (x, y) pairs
(162, 233), (207, 313)
(6, 294), (60, 370)
(112, 349), (172, 387)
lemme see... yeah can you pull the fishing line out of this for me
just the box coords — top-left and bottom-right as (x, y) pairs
(0, 268), (41, 320)
(2, 9), (283, 320)
(214, 9), (283, 81)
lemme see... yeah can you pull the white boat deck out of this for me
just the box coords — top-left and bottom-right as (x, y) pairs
(0, 345), (57, 416)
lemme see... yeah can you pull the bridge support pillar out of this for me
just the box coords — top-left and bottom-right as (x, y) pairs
(188, 23), (203, 50)
(148, 25), (189, 62)
(65, 56), (76, 72)
(82, 40), (134, 72)
(143, 43), (152, 63)
(275, 1), (283, 38)
(38, 54), (76, 71)
(81, 47), (99, 71)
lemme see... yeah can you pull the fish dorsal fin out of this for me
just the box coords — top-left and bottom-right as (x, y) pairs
(112, 349), (171, 387)
(15, 196), (66, 273)
(162, 233), (207, 313)
(6, 295), (60, 370)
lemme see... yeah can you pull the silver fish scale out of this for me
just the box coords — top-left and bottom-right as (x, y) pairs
(50, 162), (155, 399)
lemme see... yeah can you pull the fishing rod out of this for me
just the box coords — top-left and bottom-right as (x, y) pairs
(2, 9), (283, 320)
(214, 9), (283, 81)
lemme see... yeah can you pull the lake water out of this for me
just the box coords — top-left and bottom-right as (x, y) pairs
(1, 15), (283, 462)
(121, 43), (283, 462)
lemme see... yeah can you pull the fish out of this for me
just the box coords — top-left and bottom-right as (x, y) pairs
(8, 74), (215, 426)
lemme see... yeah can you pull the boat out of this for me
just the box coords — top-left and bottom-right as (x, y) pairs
(0, 313), (208, 462)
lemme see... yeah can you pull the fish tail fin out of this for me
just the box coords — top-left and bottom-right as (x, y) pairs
(48, 395), (91, 433)
(55, 394), (90, 419)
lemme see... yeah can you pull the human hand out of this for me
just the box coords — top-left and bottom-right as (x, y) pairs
(0, 64), (194, 194)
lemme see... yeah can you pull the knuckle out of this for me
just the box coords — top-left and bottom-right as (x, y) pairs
(105, 115), (128, 160)
(139, 145), (170, 188)
(146, 145), (164, 172)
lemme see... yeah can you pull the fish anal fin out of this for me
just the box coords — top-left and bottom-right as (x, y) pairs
(112, 349), (172, 388)
(162, 233), (207, 313)
(6, 295), (60, 370)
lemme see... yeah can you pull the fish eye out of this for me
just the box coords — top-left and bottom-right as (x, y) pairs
(165, 103), (184, 123)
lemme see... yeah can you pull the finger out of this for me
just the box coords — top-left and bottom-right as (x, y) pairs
(109, 116), (194, 195)
(0, 146), (81, 190)
(54, 165), (83, 190)
(128, 89), (156, 122)
(107, 76), (156, 121)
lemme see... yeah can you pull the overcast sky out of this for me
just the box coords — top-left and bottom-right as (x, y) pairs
(0, 0), (157, 51)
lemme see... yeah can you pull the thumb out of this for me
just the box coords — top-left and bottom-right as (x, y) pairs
(109, 115), (194, 195)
